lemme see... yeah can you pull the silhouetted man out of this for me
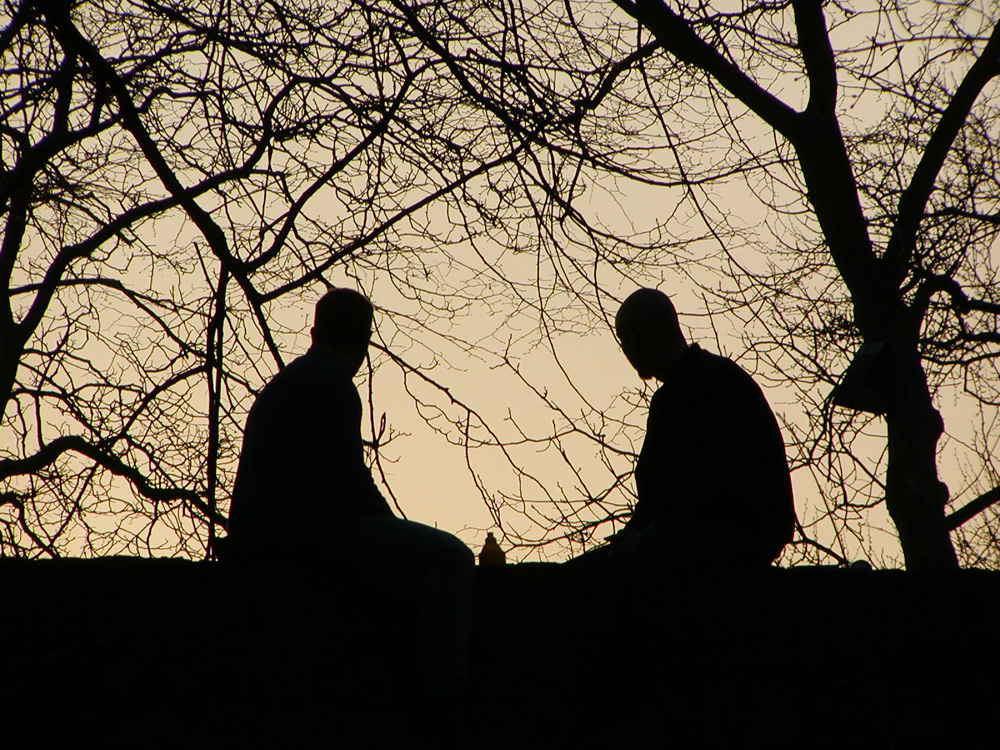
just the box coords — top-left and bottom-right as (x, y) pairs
(228, 288), (474, 700)
(611, 288), (794, 568)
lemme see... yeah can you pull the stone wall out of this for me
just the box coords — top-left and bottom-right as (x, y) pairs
(3, 559), (999, 748)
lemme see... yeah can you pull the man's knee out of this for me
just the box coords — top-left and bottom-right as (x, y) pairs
(437, 531), (474, 568)
(395, 520), (473, 569)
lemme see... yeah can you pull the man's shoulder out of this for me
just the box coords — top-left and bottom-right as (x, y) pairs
(272, 349), (349, 383)
(677, 344), (748, 379)
(671, 345), (768, 403)
(256, 350), (354, 404)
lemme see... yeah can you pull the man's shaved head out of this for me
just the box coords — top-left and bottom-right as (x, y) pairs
(615, 288), (686, 380)
(616, 288), (680, 340)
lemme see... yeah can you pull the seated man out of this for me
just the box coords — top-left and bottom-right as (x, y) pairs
(609, 288), (795, 568)
(227, 287), (474, 699)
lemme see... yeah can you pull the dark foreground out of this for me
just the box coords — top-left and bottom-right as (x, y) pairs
(3, 558), (999, 749)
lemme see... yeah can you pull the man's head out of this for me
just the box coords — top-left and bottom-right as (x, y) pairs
(311, 287), (373, 375)
(615, 288), (687, 380)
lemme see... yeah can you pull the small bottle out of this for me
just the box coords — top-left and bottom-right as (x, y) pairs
(479, 532), (506, 566)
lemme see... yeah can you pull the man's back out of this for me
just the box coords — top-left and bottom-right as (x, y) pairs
(631, 344), (794, 565)
(228, 347), (391, 544)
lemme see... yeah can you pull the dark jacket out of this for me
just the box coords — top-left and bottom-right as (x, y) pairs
(628, 344), (794, 564)
(227, 346), (393, 543)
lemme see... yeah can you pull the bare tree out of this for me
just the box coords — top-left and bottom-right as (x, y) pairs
(608, 0), (1000, 570)
(0, 0), (641, 559)
(4, 1), (1000, 570)
(353, 0), (1000, 569)
(448, 0), (1000, 568)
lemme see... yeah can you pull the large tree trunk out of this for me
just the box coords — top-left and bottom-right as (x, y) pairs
(795, 132), (959, 570)
(883, 355), (959, 569)
(627, 0), (968, 568)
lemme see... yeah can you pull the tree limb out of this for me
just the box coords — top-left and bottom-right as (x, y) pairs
(0, 435), (227, 528)
(620, 0), (802, 137)
(884, 20), (1000, 285)
(947, 486), (1000, 530)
